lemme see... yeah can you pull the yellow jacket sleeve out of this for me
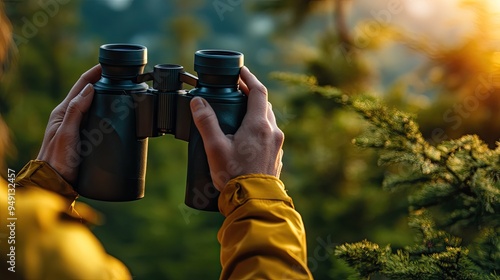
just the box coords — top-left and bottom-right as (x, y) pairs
(218, 174), (313, 280)
(16, 160), (78, 210)
(0, 160), (131, 279)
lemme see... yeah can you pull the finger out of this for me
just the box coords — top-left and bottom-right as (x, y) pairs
(240, 66), (268, 120)
(267, 102), (278, 126)
(61, 65), (102, 108)
(60, 84), (95, 137)
(44, 65), (102, 136)
(238, 76), (249, 96)
(190, 97), (228, 150)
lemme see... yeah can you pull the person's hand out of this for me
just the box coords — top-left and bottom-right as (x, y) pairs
(190, 66), (284, 191)
(37, 65), (102, 184)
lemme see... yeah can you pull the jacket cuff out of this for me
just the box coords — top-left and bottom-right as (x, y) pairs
(218, 174), (294, 216)
(16, 160), (78, 201)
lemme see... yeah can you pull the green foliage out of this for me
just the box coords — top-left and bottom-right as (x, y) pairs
(258, 1), (500, 278)
(3, 1), (499, 279)
(335, 211), (497, 280)
(274, 72), (499, 279)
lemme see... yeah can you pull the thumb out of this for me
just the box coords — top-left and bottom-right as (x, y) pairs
(190, 97), (225, 143)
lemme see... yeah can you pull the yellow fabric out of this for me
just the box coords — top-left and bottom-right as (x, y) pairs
(218, 174), (313, 280)
(2, 160), (313, 279)
(16, 160), (78, 203)
(0, 161), (131, 280)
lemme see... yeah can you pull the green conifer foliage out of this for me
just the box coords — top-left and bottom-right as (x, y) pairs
(273, 73), (499, 279)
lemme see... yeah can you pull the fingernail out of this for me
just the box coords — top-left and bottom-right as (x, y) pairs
(190, 97), (206, 112)
(80, 84), (93, 97)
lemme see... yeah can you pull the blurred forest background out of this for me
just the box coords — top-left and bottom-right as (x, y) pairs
(1, 0), (499, 279)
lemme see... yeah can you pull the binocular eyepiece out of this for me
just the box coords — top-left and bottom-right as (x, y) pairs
(76, 44), (246, 212)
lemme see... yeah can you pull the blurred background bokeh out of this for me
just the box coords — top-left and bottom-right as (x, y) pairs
(1, 0), (499, 278)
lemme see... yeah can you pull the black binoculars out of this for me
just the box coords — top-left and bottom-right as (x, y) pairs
(75, 44), (246, 211)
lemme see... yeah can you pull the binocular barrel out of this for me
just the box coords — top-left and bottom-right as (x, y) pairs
(76, 44), (246, 212)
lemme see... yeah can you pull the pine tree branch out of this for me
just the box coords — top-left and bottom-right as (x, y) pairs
(272, 72), (499, 278)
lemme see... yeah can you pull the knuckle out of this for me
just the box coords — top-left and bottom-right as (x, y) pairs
(49, 104), (63, 119)
(274, 129), (285, 146)
(66, 99), (80, 114)
(252, 84), (268, 96)
(249, 118), (270, 133)
(49, 108), (59, 119)
(250, 120), (284, 145)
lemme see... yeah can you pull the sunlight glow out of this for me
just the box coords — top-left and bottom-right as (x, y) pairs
(404, 0), (433, 19)
(490, 0), (500, 13)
